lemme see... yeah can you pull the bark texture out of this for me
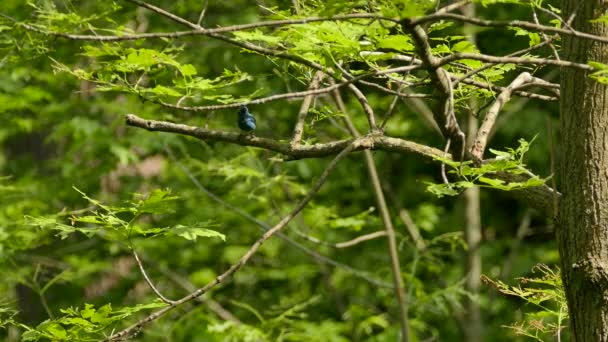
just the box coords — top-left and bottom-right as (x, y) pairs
(559, 1), (608, 341)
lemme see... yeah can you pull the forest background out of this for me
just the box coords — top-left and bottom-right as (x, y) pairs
(0, 0), (598, 341)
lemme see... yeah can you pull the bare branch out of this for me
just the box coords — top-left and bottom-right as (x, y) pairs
(132, 250), (176, 305)
(291, 71), (325, 148)
(334, 231), (388, 248)
(291, 229), (388, 248)
(399, 209), (426, 251)
(125, 114), (445, 160)
(125, 0), (199, 29)
(470, 72), (536, 162)
(532, 8), (560, 61)
(436, 0), (472, 14)
(438, 52), (592, 71)
(196, 0), (209, 27)
(458, 77), (558, 101)
(412, 12), (608, 44)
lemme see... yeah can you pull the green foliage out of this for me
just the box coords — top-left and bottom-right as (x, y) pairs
(426, 138), (547, 197)
(21, 302), (167, 341)
(26, 188), (225, 242)
(54, 45), (252, 103)
(483, 265), (568, 341)
(379, 0), (438, 18)
(0, 0), (567, 341)
(589, 61), (608, 84)
(509, 27), (541, 47)
(591, 14), (608, 25)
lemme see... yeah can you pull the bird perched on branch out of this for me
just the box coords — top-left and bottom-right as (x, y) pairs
(237, 105), (256, 133)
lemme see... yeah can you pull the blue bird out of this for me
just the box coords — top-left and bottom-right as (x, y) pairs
(237, 105), (256, 132)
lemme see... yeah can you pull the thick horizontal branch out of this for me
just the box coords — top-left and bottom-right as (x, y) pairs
(126, 114), (559, 216)
(125, 114), (445, 160)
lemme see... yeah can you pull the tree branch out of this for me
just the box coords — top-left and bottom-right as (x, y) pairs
(412, 12), (608, 44)
(290, 71), (325, 148)
(127, 113), (558, 214)
(470, 72), (539, 162)
(132, 250), (176, 305)
(125, 114), (445, 160)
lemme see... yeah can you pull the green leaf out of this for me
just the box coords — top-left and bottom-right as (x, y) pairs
(134, 189), (179, 215)
(25, 216), (99, 239)
(591, 14), (608, 24)
(169, 224), (225, 241)
(145, 85), (183, 97)
(489, 148), (512, 159)
(452, 41), (478, 53)
(180, 63), (197, 77)
(376, 35), (414, 52)
(425, 182), (461, 198)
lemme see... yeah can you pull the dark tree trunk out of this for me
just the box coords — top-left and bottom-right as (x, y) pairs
(559, 1), (608, 340)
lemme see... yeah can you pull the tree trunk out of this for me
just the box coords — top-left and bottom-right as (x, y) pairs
(559, 1), (608, 341)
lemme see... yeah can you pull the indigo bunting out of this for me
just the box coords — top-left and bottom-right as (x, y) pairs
(237, 105), (256, 132)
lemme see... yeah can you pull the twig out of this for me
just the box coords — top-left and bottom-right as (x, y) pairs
(144, 255), (241, 323)
(334, 231), (388, 248)
(105, 141), (359, 340)
(289, 227), (387, 248)
(132, 250), (176, 305)
(353, 79), (431, 98)
(438, 52), (591, 71)
(457, 76), (557, 102)
(124, 0), (199, 29)
(453, 7), (579, 89)
(412, 12), (608, 44)
(441, 139), (451, 184)
(532, 7), (560, 61)
(348, 84), (379, 132)
(436, 0), (472, 14)
(399, 209), (426, 251)
(196, 0), (209, 27)
(331, 61), (380, 132)
(379, 55), (420, 130)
